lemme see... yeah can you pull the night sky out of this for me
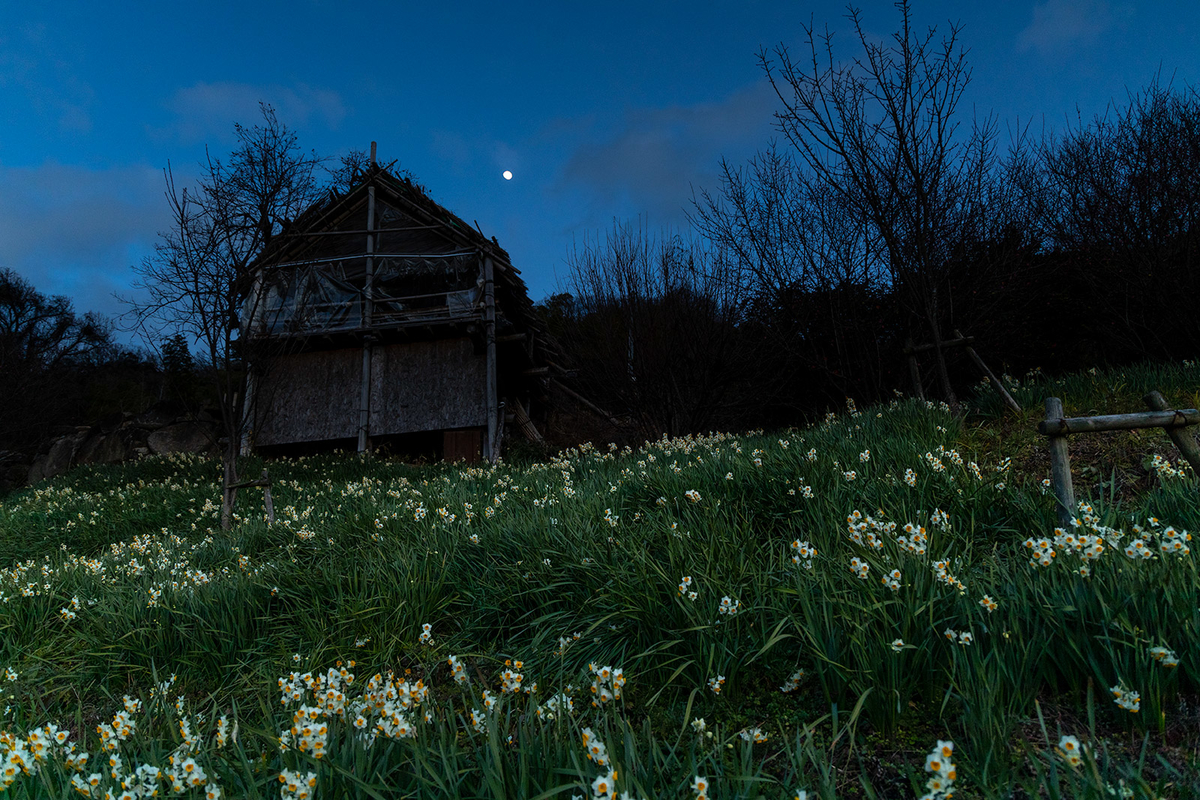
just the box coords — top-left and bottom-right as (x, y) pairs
(2, 0), (1198, 340)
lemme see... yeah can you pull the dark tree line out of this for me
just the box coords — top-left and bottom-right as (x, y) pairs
(0, 269), (164, 466)
(545, 4), (1200, 439)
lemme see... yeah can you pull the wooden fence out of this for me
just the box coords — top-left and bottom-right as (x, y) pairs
(1038, 391), (1200, 526)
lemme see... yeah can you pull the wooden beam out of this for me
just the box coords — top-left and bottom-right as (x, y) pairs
(228, 469), (275, 524)
(521, 366), (550, 376)
(512, 400), (544, 443)
(483, 256), (499, 463)
(1038, 407), (1200, 436)
(1045, 397), (1075, 528)
(1144, 391), (1200, 475)
(953, 329), (1020, 414)
(497, 332), (527, 343)
(551, 378), (618, 426)
(903, 335), (975, 355)
(358, 185), (376, 453)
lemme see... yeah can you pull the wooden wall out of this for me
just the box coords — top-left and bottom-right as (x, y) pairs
(254, 348), (361, 445)
(370, 338), (486, 436)
(254, 337), (487, 447)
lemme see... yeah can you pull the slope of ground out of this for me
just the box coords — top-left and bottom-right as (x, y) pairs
(0, 362), (1197, 798)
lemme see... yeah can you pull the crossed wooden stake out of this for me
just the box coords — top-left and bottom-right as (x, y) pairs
(227, 468), (275, 524)
(904, 328), (1021, 413)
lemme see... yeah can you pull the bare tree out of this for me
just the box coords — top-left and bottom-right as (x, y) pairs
(0, 268), (113, 453)
(692, 144), (892, 402)
(564, 221), (756, 437)
(1034, 79), (1200, 359)
(759, 1), (1000, 411)
(128, 104), (324, 529)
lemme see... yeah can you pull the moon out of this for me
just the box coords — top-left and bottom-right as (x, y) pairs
(502, 170), (513, 181)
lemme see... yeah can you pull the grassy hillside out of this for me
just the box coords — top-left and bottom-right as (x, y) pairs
(0, 362), (1198, 799)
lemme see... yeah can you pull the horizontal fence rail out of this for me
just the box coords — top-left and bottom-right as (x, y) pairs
(1038, 408), (1200, 436)
(1039, 392), (1200, 527)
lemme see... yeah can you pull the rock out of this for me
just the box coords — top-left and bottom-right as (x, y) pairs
(26, 455), (47, 485)
(76, 431), (131, 465)
(147, 422), (214, 456)
(34, 432), (86, 483)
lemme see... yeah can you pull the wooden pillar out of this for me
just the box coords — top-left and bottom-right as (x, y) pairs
(483, 255), (498, 463)
(1045, 397), (1075, 527)
(358, 184), (376, 453)
(1144, 391), (1200, 476)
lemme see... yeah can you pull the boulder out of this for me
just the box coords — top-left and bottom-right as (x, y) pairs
(34, 432), (86, 483)
(26, 455), (48, 485)
(147, 422), (214, 455)
(76, 431), (131, 465)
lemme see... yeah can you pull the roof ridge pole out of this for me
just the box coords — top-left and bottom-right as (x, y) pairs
(483, 253), (499, 463)
(358, 182), (377, 453)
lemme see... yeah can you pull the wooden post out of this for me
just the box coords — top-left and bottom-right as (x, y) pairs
(261, 469), (275, 524)
(953, 329), (1021, 414)
(904, 338), (924, 400)
(1045, 397), (1075, 527)
(495, 400), (506, 461)
(358, 184), (377, 453)
(483, 255), (498, 463)
(1144, 391), (1200, 476)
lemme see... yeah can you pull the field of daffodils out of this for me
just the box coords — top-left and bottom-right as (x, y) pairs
(0, 364), (1197, 799)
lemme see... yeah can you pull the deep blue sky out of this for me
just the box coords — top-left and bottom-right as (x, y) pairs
(2, 0), (1198, 341)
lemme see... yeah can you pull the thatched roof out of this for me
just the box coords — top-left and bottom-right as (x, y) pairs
(249, 164), (545, 341)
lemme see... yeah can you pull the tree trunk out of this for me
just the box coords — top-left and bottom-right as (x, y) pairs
(219, 425), (239, 530)
(925, 312), (961, 415)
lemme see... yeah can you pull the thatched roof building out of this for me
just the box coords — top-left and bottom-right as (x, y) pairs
(244, 161), (549, 462)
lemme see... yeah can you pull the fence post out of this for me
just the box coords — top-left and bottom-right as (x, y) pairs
(1143, 391), (1200, 476)
(260, 469), (275, 524)
(1045, 397), (1075, 527)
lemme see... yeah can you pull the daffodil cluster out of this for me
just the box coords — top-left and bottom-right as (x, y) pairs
(790, 540), (816, 569)
(1058, 735), (1085, 768)
(535, 692), (573, 721)
(1149, 646), (1179, 668)
(850, 557), (870, 580)
(920, 740), (956, 799)
(1111, 684), (1140, 713)
(779, 669), (804, 693)
(588, 663), (625, 706)
(279, 768), (318, 800)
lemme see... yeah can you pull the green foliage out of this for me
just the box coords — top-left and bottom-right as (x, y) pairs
(0, 364), (1197, 797)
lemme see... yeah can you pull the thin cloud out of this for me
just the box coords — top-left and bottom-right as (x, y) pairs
(156, 81), (346, 143)
(554, 80), (778, 227)
(0, 23), (95, 134)
(1017, 0), (1115, 55)
(0, 161), (172, 320)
